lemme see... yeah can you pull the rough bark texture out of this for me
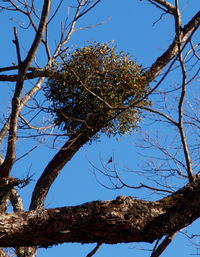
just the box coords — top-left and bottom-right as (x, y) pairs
(0, 173), (200, 247)
(0, 1), (200, 255)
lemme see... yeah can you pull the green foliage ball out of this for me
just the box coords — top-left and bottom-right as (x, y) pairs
(44, 41), (150, 138)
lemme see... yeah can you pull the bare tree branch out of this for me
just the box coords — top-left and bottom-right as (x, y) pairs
(21, 0), (51, 71)
(151, 232), (177, 257)
(0, 1), (51, 178)
(147, 10), (200, 79)
(2, 177), (200, 247)
(51, 0), (86, 61)
(0, 68), (45, 81)
(0, 2), (200, 255)
(13, 27), (21, 65)
(28, 6), (200, 211)
(175, 0), (193, 182)
(10, 188), (24, 212)
(86, 243), (102, 257)
(148, 0), (176, 15)
(29, 131), (97, 210)
(0, 77), (43, 146)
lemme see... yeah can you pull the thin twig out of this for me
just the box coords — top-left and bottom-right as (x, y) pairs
(13, 27), (21, 65)
(175, 0), (193, 182)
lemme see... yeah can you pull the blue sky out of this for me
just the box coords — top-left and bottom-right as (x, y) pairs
(1, 0), (200, 256)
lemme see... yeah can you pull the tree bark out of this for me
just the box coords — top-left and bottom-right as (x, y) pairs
(1, 173), (200, 247)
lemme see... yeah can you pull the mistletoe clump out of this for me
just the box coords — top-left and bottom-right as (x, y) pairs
(44, 41), (150, 137)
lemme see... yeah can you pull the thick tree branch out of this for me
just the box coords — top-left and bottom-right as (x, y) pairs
(27, 9), (200, 210)
(29, 130), (99, 210)
(0, 69), (45, 82)
(0, 66), (38, 73)
(28, 9), (200, 210)
(147, 10), (200, 79)
(2, 174), (200, 247)
(10, 189), (38, 257)
(0, 1), (51, 178)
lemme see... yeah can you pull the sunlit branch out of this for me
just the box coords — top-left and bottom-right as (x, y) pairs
(8, 0), (29, 15)
(148, 0), (176, 15)
(0, 66), (37, 73)
(19, 113), (46, 132)
(0, 68), (45, 81)
(0, 77), (44, 145)
(189, 39), (200, 61)
(175, 0), (193, 182)
(0, 22), (32, 176)
(147, 10), (200, 79)
(73, 17), (111, 32)
(50, 0), (103, 66)
(52, 0), (87, 61)
(10, 188), (24, 212)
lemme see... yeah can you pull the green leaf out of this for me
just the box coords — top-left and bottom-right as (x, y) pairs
(43, 41), (150, 139)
